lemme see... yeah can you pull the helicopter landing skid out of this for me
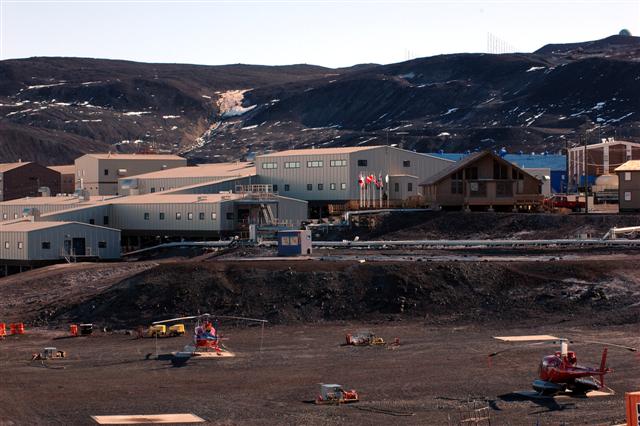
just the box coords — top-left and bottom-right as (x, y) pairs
(513, 388), (615, 399)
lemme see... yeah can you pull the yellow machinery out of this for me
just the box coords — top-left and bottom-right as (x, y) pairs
(147, 323), (185, 337)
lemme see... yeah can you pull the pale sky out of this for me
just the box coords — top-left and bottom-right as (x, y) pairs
(0, 0), (638, 68)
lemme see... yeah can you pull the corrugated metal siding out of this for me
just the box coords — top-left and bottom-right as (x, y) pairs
(255, 147), (451, 202)
(110, 202), (224, 231)
(165, 177), (254, 195)
(0, 223), (120, 261)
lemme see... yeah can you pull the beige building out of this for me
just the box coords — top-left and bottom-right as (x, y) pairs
(118, 162), (256, 195)
(614, 161), (640, 212)
(48, 165), (76, 194)
(421, 151), (543, 211)
(75, 153), (187, 196)
(255, 146), (453, 209)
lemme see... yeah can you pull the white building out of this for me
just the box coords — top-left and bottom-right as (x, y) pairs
(255, 146), (453, 208)
(0, 220), (120, 266)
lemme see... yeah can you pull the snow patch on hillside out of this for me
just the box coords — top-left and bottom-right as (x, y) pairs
(217, 89), (256, 118)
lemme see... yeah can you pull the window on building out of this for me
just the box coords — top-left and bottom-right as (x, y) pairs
(262, 162), (277, 169)
(144, 212), (150, 220)
(408, 182), (413, 192)
(199, 212), (205, 220)
(159, 212), (165, 220)
(2, 214), (6, 220)
(104, 169), (109, 176)
(187, 212), (193, 220)
(318, 183), (324, 190)
(493, 161), (508, 179)
(103, 216), (109, 225)
(625, 191), (632, 201)
(273, 184), (278, 192)
(284, 184), (290, 191)
(13, 213), (17, 219)
(42, 242), (51, 249)
(330, 159), (347, 167)
(625, 172), (632, 181)
(4, 242), (8, 249)
(330, 183), (336, 190)
(160, 187), (165, 191)
(306, 160), (323, 168)
(150, 187), (156, 193)
(341, 183), (347, 190)
(89, 219), (95, 224)
(176, 212), (182, 220)
(403, 160), (411, 167)
(451, 180), (463, 194)
(17, 242), (23, 249)
(307, 184), (312, 191)
(394, 182), (400, 192)
(357, 159), (368, 167)
(211, 212), (217, 220)
(284, 162), (300, 168)
(226, 212), (234, 220)
(98, 241), (107, 248)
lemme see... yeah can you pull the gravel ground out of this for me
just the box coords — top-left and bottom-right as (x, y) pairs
(0, 322), (638, 425)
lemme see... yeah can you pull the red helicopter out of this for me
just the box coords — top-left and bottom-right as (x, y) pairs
(152, 313), (268, 358)
(490, 335), (637, 396)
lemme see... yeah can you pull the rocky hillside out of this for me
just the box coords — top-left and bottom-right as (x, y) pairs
(1, 34), (639, 164)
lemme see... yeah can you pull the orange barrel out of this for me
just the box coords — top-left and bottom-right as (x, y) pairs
(0, 323), (5, 337)
(70, 324), (78, 337)
(16, 323), (25, 335)
(627, 391), (640, 426)
(9, 323), (16, 335)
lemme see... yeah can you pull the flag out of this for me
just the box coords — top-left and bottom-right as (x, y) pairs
(366, 174), (373, 185)
(358, 174), (364, 187)
(377, 174), (383, 189)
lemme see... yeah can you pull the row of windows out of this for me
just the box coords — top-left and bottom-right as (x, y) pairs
(263, 158), (410, 169)
(304, 183), (347, 191)
(144, 212), (218, 221)
(2, 213), (18, 220)
(272, 182), (413, 192)
(3, 241), (108, 250)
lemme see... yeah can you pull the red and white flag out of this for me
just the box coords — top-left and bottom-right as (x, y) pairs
(358, 174), (364, 187)
(366, 174), (373, 185)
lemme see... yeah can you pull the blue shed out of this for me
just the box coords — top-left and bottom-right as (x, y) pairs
(277, 230), (312, 256)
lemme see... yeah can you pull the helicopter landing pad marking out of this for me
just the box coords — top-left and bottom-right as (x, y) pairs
(91, 413), (205, 424)
(494, 335), (559, 342)
(192, 351), (235, 358)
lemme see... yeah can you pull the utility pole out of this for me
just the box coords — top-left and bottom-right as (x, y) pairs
(583, 132), (588, 214)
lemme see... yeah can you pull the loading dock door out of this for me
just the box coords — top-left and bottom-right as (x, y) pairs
(72, 238), (86, 256)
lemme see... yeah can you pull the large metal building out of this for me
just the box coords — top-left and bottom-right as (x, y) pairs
(255, 146), (453, 210)
(118, 162), (256, 195)
(0, 220), (120, 272)
(75, 153), (187, 195)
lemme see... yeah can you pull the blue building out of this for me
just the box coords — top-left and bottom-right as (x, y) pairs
(428, 153), (567, 193)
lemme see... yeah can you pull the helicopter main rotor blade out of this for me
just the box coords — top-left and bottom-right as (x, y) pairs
(488, 341), (550, 357)
(579, 340), (637, 352)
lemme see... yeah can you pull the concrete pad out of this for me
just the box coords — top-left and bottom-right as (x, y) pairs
(494, 335), (559, 342)
(91, 413), (205, 424)
(192, 351), (235, 358)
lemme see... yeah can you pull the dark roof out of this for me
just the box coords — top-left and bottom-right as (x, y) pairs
(420, 152), (485, 186)
(420, 151), (539, 186)
(427, 153), (566, 171)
